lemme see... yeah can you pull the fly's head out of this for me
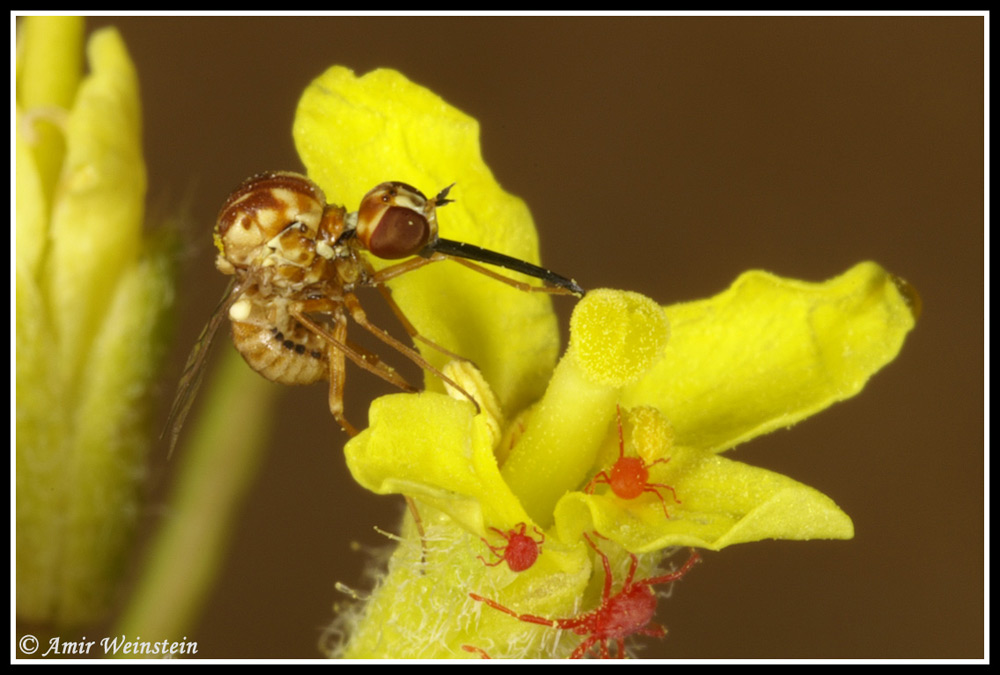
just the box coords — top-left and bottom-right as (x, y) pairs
(354, 181), (451, 260)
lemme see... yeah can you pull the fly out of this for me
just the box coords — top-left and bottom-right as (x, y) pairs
(164, 171), (582, 452)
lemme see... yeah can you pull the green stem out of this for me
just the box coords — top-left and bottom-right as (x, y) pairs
(115, 350), (278, 647)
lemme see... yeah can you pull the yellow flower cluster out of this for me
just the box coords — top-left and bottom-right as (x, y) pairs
(295, 68), (917, 658)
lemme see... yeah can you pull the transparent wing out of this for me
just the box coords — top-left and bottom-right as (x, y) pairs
(162, 278), (238, 457)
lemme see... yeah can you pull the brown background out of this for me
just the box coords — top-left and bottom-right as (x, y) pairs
(63, 15), (984, 659)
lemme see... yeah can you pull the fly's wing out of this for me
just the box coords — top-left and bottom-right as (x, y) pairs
(162, 278), (238, 457)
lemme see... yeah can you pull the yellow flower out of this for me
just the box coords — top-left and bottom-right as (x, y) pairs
(16, 17), (174, 626)
(294, 67), (917, 658)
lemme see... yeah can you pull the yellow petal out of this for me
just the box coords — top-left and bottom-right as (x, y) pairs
(623, 262), (918, 454)
(293, 66), (559, 414)
(554, 444), (853, 552)
(344, 393), (531, 534)
(15, 120), (46, 276)
(15, 16), (83, 275)
(16, 16), (83, 113)
(45, 27), (145, 385)
(16, 16), (84, 202)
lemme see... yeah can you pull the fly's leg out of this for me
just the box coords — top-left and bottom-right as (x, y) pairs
(364, 255), (472, 363)
(366, 254), (439, 284)
(291, 304), (415, 392)
(324, 316), (357, 437)
(447, 256), (578, 295)
(342, 293), (480, 415)
(404, 495), (428, 572)
(293, 303), (430, 556)
(371, 250), (578, 296)
(374, 284), (471, 364)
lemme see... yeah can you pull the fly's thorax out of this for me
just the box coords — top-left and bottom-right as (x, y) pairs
(214, 171), (327, 272)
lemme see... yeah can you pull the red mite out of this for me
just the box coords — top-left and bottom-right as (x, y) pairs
(165, 172), (583, 449)
(468, 532), (701, 659)
(478, 523), (545, 572)
(585, 404), (679, 517)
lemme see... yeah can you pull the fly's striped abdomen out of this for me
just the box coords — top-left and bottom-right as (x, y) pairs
(229, 288), (328, 386)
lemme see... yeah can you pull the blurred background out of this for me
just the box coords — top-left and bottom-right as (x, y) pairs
(28, 15), (986, 659)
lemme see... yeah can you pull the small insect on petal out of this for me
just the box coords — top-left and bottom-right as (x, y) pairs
(585, 405), (680, 518)
(469, 532), (701, 659)
(477, 523), (545, 572)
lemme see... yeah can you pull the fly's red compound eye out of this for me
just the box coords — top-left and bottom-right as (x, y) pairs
(355, 182), (437, 259)
(215, 171), (326, 270)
